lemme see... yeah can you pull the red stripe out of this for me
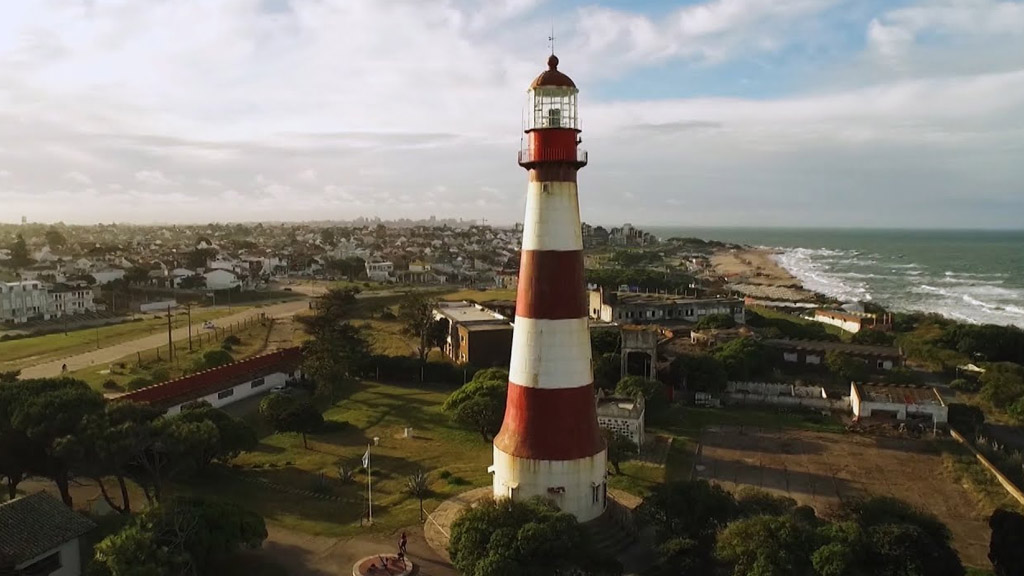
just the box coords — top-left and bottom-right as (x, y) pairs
(494, 382), (605, 460)
(516, 250), (587, 319)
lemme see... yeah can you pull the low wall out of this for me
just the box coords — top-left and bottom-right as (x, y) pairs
(950, 428), (1024, 506)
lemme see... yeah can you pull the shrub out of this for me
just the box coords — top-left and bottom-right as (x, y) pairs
(102, 379), (123, 391)
(438, 469), (453, 480)
(125, 377), (152, 391)
(148, 367), (170, 383)
(949, 378), (981, 393)
(223, 335), (242, 346)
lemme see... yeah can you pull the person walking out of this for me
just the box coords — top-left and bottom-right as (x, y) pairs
(399, 532), (408, 556)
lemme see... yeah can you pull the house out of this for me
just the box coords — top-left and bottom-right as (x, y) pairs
(0, 281), (51, 323)
(588, 288), (745, 325)
(89, 269), (126, 285)
(765, 339), (904, 370)
(49, 283), (96, 316)
(596, 390), (645, 452)
(0, 491), (97, 576)
(434, 301), (513, 366)
(203, 269), (241, 291)
(118, 348), (303, 415)
(365, 259), (394, 282)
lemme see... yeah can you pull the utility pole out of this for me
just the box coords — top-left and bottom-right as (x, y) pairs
(166, 305), (174, 363)
(187, 302), (193, 352)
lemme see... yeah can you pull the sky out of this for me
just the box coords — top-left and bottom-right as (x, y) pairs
(0, 0), (1022, 228)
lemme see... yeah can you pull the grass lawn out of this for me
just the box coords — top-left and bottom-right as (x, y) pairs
(440, 288), (516, 302)
(195, 380), (492, 537)
(359, 319), (417, 357)
(68, 320), (274, 392)
(0, 307), (248, 370)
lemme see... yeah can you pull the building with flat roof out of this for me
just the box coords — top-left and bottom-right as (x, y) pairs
(596, 390), (645, 452)
(812, 309), (892, 334)
(850, 382), (948, 425)
(434, 301), (513, 366)
(765, 338), (904, 370)
(0, 280), (50, 323)
(588, 288), (744, 326)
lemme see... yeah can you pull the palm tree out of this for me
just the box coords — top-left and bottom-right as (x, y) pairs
(406, 469), (431, 521)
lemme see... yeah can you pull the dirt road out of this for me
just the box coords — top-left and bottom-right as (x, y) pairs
(18, 299), (309, 379)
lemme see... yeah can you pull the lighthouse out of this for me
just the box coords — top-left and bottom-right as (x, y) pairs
(490, 54), (607, 522)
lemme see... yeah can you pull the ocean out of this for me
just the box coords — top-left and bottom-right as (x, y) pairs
(646, 227), (1024, 328)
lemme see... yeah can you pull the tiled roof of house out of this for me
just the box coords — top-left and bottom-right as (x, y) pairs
(0, 492), (96, 568)
(117, 347), (303, 409)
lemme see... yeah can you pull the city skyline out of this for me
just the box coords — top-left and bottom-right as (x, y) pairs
(1, 0), (1023, 228)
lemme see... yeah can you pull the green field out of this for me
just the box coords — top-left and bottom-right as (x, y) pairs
(192, 380), (492, 537)
(0, 307), (249, 371)
(67, 320), (274, 392)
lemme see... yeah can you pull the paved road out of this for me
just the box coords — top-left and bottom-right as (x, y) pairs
(18, 299), (309, 379)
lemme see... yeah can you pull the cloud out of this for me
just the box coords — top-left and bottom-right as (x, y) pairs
(64, 171), (92, 184)
(134, 170), (173, 185)
(0, 0), (1020, 227)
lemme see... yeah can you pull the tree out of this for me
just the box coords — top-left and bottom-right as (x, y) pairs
(178, 275), (206, 290)
(129, 417), (219, 503)
(197, 349), (234, 371)
(6, 378), (105, 506)
(671, 354), (728, 395)
(300, 287), (370, 400)
(734, 487), (798, 518)
(714, 338), (772, 380)
(638, 480), (738, 574)
(0, 370), (19, 383)
(591, 330), (620, 356)
(260, 395), (323, 449)
(320, 228), (336, 246)
(448, 497), (620, 576)
(406, 469), (431, 521)
(696, 313), (736, 330)
(851, 329), (895, 346)
(615, 376), (666, 407)
(980, 363), (1024, 409)
(989, 508), (1024, 576)
(9, 233), (30, 269)
(44, 228), (67, 249)
(715, 514), (820, 576)
(92, 496), (267, 576)
(602, 429), (637, 474)
(78, 401), (163, 514)
(593, 353), (622, 391)
(185, 247), (217, 270)
(397, 293), (445, 361)
(177, 403), (257, 465)
(443, 369), (508, 442)
(825, 351), (869, 383)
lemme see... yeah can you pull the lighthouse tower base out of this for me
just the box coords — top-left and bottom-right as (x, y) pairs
(490, 445), (608, 522)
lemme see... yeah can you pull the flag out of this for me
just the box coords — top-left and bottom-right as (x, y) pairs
(362, 447), (370, 469)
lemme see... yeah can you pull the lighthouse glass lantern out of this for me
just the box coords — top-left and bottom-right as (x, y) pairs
(528, 86), (578, 130)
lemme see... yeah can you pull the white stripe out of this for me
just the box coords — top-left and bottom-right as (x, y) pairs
(521, 181), (583, 251)
(509, 317), (592, 389)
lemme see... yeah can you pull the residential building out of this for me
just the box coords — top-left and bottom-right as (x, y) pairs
(118, 348), (304, 415)
(0, 281), (50, 323)
(588, 288), (745, 325)
(0, 491), (97, 576)
(203, 268), (242, 291)
(89, 269), (126, 285)
(365, 259), (394, 282)
(434, 301), (513, 366)
(596, 390), (646, 452)
(49, 283), (96, 316)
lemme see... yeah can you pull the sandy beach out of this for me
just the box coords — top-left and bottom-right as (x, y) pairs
(711, 247), (818, 302)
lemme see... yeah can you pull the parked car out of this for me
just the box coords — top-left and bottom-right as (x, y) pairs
(202, 321), (216, 330)
(271, 385), (294, 395)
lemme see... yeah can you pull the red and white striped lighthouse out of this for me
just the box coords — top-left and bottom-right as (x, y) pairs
(490, 54), (607, 522)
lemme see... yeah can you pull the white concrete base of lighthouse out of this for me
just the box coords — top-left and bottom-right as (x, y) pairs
(490, 445), (608, 522)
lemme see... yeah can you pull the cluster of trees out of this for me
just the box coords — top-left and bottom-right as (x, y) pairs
(940, 323), (1024, 364)
(259, 394), (324, 449)
(639, 480), (966, 576)
(0, 377), (255, 510)
(443, 368), (508, 442)
(448, 497), (621, 576)
(91, 496), (268, 576)
(978, 363), (1024, 421)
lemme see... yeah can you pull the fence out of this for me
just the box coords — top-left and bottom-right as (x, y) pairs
(949, 427), (1024, 506)
(129, 314), (269, 368)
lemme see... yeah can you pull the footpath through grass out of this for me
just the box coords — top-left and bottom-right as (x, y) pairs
(0, 307), (248, 371)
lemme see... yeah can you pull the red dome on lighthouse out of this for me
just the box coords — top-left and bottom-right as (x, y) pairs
(529, 54), (576, 89)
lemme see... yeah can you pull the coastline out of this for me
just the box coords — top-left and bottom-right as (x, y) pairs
(711, 247), (822, 303)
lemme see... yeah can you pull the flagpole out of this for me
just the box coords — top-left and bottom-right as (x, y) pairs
(367, 443), (373, 525)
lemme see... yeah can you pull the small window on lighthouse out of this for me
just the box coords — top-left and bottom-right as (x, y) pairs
(547, 107), (562, 128)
